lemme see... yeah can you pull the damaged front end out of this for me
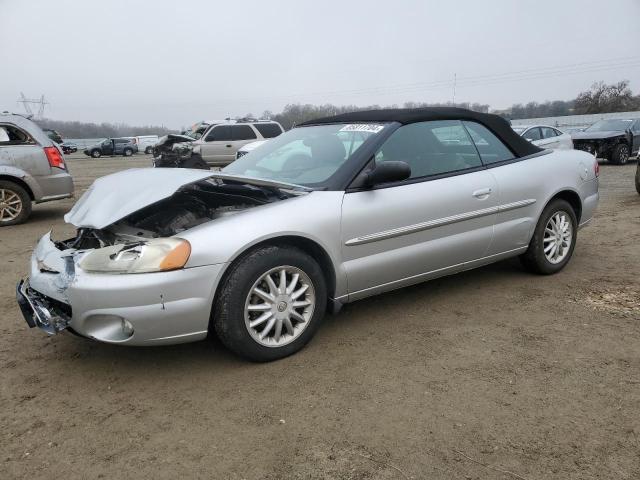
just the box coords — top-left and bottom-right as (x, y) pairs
(17, 168), (307, 341)
(17, 232), (76, 335)
(151, 134), (199, 168)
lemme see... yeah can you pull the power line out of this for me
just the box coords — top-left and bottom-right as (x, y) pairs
(221, 56), (640, 105)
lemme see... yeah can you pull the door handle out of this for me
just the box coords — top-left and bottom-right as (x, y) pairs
(472, 188), (492, 198)
(226, 144), (233, 148)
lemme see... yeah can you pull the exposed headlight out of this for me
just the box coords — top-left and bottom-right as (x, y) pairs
(192, 145), (201, 154)
(79, 238), (191, 274)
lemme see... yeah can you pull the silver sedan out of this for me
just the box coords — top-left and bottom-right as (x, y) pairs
(17, 108), (599, 361)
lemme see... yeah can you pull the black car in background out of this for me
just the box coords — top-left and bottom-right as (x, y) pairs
(571, 118), (640, 165)
(60, 142), (77, 154)
(83, 138), (138, 158)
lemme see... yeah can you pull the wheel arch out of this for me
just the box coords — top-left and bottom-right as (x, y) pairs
(545, 189), (582, 223)
(208, 235), (340, 335)
(0, 173), (35, 200)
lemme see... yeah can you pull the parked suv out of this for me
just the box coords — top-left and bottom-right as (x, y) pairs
(0, 113), (74, 226)
(83, 138), (138, 158)
(191, 120), (284, 166)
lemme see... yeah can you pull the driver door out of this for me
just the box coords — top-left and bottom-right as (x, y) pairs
(340, 120), (498, 301)
(199, 125), (234, 165)
(102, 140), (114, 155)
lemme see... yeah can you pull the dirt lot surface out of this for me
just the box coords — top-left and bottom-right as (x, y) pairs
(1, 154), (639, 479)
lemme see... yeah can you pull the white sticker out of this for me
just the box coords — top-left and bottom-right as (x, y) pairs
(339, 124), (385, 134)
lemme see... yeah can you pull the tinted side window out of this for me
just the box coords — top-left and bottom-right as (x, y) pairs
(231, 125), (257, 141)
(522, 127), (542, 141)
(254, 123), (283, 138)
(540, 127), (558, 139)
(463, 121), (515, 164)
(375, 120), (482, 179)
(205, 125), (232, 142)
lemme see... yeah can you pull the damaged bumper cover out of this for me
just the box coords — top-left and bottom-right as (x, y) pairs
(16, 279), (72, 334)
(17, 232), (226, 345)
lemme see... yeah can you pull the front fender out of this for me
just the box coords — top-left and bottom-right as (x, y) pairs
(180, 191), (348, 298)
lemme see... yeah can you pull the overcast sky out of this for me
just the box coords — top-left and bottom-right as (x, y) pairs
(1, 0), (639, 128)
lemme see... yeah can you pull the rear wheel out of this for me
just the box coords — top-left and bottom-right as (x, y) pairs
(610, 143), (629, 165)
(145, 146), (153, 154)
(0, 181), (31, 226)
(635, 164), (640, 195)
(213, 246), (327, 362)
(123, 148), (133, 157)
(520, 199), (577, 275)
(91, 149), (101, 158)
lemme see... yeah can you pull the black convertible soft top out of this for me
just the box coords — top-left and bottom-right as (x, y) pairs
(299, 107), (541, 158)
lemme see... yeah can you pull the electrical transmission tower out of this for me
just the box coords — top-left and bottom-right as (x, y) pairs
(17, 93), (48, 119)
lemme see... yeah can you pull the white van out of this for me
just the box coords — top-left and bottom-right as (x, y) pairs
(131, 135), (159, 154)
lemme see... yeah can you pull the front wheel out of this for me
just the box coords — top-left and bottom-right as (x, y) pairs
(123, 148), (133, 157)
(91, 150), (101, 158)
(213, 246), (327, 362)
(610, 143), (630, 165)
(520, 199), (578, 275)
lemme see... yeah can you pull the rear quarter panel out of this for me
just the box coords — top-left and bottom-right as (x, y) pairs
(487, 149), (597, 255)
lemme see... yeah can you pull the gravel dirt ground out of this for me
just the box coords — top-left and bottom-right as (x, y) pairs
(1, 154), (639, 480)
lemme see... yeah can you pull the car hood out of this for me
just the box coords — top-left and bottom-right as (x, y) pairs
(64, 168), (308, 229)
(571, 130), (626, 140)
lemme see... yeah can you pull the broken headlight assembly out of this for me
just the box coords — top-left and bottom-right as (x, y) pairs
(78, 238), (191, 274)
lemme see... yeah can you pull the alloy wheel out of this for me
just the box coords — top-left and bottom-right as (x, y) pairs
(0, 188), (23, 222)
(619, 145), (629, 164)
(244, 266), (316, 347)
(543, 211), (573, 264)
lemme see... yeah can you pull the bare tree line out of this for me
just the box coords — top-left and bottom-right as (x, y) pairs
(34, 80), (640, 138)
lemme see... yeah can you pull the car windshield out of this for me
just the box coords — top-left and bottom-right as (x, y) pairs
(586, 119), (633, 132)
(223, 123), (389, 187)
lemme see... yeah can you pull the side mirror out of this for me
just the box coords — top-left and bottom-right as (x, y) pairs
(364, 161), (411, 187)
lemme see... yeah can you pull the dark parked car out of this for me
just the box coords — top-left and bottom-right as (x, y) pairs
(60, 142), (77, 154)
(572, 118), (640, 165)
(83, 138), (138, 158)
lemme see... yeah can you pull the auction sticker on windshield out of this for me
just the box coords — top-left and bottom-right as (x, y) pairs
(339, 124), (385, 133)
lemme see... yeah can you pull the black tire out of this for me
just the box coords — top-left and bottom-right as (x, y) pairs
(145, 146), (153, 154)
(610, 143), (630, 165)
(91, 149), (101, 158)
(635, 164), (640, 195)
(123, 148), (133, 157)
(213, 245), (327, 362)
(181, 155), (210, 170)
(0, 180), (32, 226)
(520, 199), (578, 275)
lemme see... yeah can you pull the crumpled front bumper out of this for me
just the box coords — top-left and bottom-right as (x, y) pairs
(16, 233), (226, 346)
(16, 279), (72, 334)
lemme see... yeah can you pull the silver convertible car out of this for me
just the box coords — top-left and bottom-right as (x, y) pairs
(17, 108), (599, 361)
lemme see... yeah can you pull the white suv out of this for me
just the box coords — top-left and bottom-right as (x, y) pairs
(191, 120), (284, 166)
